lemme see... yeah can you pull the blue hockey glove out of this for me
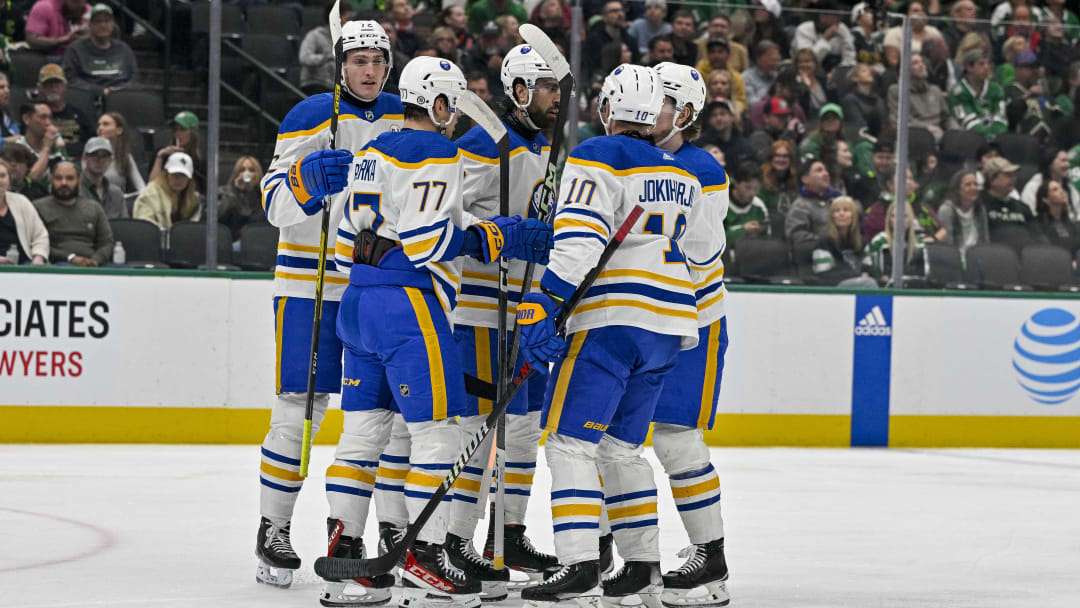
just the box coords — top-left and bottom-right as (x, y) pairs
(502, 217), (554, 264)
(469, 215), (521, 263)
(515, 292), (568, 373)
(288, 149), (353, 214)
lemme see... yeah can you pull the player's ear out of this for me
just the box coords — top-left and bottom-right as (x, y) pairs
(514, 80), (529, 105)
(678, 105), (694, 129)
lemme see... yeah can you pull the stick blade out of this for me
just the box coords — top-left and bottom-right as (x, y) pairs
(519, 24), (571, 82)
(457, 90), (507, 142)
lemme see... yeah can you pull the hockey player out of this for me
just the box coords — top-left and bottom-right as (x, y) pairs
(515, 64), (708, 608)
(327, 56), (553, 608)
(647, 62), (732, 608)
(442, 44), (563, 598)
(254, 21), (403, 599)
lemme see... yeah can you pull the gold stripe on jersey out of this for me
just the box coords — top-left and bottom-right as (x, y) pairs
(461, 271), (539, 289)
(571, 298), (697, 320)
(566, 157), (695, 180)
(597, 269), (693, 289)
(364, 147), (462, 170)
(277, 113), (404, 140)
(274, 270), (349, 285)
(278, 241), (334, 254)
(461, 145), (553, 165)
(553, 217), (610, 238)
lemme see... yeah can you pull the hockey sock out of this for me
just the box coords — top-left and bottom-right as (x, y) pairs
(546, 432), (604, 565)
(374, 413), (411, 528)
(597, 434), (660, 562)
(406, 417), (466, 545)
(326, 409), (393, 537)
(447, 414), (493, 538)
(504, 410), (543, 525)
(259, 392), (329, 524)
(652, 423), (724, 544)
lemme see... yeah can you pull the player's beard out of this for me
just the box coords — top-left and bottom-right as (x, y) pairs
(526, 102), (557, 131)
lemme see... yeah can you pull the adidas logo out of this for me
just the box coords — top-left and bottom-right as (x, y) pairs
(854, 306), (891, 336)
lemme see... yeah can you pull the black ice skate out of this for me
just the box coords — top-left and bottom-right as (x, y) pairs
(521, 560), (602, 608)
(602, 561), (662, 608)
(447, 533), (509, 602)
(598, 534), (614, 576)
(484, 522), (560, 587)
(255, 516), (300, 588)
(320, 519), (395, 607)
(379, 521), (407, 569)
(659, 540), (729, 607)
(400, 540), (482, 608)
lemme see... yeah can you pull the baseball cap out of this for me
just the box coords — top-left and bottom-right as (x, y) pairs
(1015, 50), (1038, 67)
(37, 64), (66, 86)
(481, 21), (501, 37)
(767, 97), (792, 115)
(851, 2), (870, 23)
(983, 156), (1019, 182)
(83, 136), (113, 155)
(819, 103), (844, 119)
(90, 3), (113, 18)
(172, 110), (199, 130)
(709, 97), (734, 115)
(644, 0), (667, 9)
(164, 152), (194, 179)
(706, 36), (729, 50)
(873, 138), (895, 154)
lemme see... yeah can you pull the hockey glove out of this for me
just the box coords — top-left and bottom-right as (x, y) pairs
(288, 149), (353, 214)
(501, 217), (554, 264)
(468, 215), (521, 263)
(515, 292), (568, 373)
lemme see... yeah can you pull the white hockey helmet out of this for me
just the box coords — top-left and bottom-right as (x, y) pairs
(501, 44), (555, 111)
(340, 20), (393, 99)
(598, 64), (664, 134)
(653, 62), (707, 145)
(398, 56), (467, 129)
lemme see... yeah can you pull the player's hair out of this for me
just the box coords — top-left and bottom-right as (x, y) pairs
(403, 103), (430, 122)
(826, 196), (862, 251)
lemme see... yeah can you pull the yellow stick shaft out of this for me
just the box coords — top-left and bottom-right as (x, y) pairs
(300, 419), (313, 478)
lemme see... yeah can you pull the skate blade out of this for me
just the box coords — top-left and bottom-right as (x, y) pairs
(659, 581), (730, 608)
(603, 591), (663, 608)
(256, 561), (294, 588)
(399, 586), (482, 608)
(321, 581), (394, 607)
(506, 568), (548, 591)
(525, 594), (602, 608)
(480, 580), (509, 603)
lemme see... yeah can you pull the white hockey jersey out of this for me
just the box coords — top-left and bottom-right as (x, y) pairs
(334, 129), (482, 314)
(541, 135), (706, 349)
(260, 92), (403, 301)
(455, 121), (550, 329)
(673, 142), (728, 328)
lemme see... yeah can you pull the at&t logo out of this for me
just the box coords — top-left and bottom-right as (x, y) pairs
(1012, 308), (1080, 404)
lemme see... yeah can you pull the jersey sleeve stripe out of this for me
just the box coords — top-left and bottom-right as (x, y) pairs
(571, 298), (698, 320)
(583, 283), (697, 307)
(461, 149), (498, 164)
(695, 266), (725, 288)
(598, 268), (693, 289)
(461, 270), (539, 289)
(275, 270), (349, 284)
(702, 183), (728, 193)
(277, 113), (400, 140)
(368, 147), (461, 169)
(399, 218), (451, 240)
(279, 241), (334, 254)
(276, 254), (338, 271)
(553, 217), (610, 237)
(696, 291), (725, 311)
(554, 231), (608, 246)
(402, 233), (442, 260)
(694, 281), (724, 301)
(566, 157), (695, 180)
(688, 248), (723, 270)
(556, 207), (612, 233)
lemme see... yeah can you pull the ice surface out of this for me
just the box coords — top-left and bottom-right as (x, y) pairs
(1, 445), (1078, 607)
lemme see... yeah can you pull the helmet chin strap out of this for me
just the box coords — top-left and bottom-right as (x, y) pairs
(513, 85), (542, 131)
(656, 102), (688, 147)
(599, 97), (613, 135)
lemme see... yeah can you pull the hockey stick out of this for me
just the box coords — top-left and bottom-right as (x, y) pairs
(299, 0), (343, 478)
(505, 23), (575, 386)
(314, 205), (645, 581)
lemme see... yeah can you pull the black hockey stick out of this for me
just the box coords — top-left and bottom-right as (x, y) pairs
(314, 205), (645, 581)
(493, 93), (511, 570)
(299, 0), (343, 478)
(505, 24), (575, 385)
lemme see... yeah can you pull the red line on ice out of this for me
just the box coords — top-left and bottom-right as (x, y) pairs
(0, 507), (117, 573)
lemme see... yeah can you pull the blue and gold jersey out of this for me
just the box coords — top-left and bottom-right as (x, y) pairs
(674, 142), (728, 327)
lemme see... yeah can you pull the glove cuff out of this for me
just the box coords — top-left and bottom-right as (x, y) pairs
(515, 299), (550, 325)
(469, 220), (505, 263)
(288, 159), (314, 206)
(540, 270), (575, 303)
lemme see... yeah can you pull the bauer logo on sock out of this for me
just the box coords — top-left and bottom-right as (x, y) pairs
(516, 302), (547, 324)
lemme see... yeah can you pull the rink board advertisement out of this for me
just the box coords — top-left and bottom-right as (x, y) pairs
(2, 269), (1080, 447)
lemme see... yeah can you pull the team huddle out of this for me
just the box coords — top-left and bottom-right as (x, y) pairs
(255, 18), (731, 608)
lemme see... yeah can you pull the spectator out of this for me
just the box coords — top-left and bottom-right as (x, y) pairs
(495, 14), (523, 48)
(0, 2), (30, 54)
(0, 159), (48, 265)
(888, 53), (955, 142)
(742, 40), (780, 107)
(96, 111), (144, 195)
(999, 3), (1039, 56)
(33, 63), (92, 157)
(1038, 16), (1079, 85)
(584, 1), (638, 79)
(1035, 179), (1080, 251)
(938, 169), (990, 255)
(699, 98), (753, 169)
(941, 0), (979, 55)
(60, 3), (136, 98)
(883, 2), (943, 61)
(0, 73), (20, 153)
(1020, 147), (1080, 216)
(842, 62), (887, 139)
(25, 0), (89, 59)
(811, 196), (874, 286)
(378, 17), (410, 94)
(298, 1), (352, 95)
(1038, 0), (1080, 44)
(703, 144), (724, 166)
(78, 135), (124, 218)
(850, 2), (883, 68)
(746, 1), (789, 59)
(438, 4), (475, 52)
(669, 9), (698, 68)
(953, 31), (992, 78)
(644, 35), (675, 67)
(921, 35), (957, 94)
(755, 96), (805, 154)
(627, 0), (670, 56)
(948, 48), (1007, 137)
(695, 37), (748, 112)
(133, 151), (201, 231)
(725, 160), (769, 247)
(786, 158), (841, 244)
(697, 14), (749, 74)
(1005, 50), (1053, 136)
(792, 0), (856, 71)
(388, 0), (421, 58)
(149, 110), (204, 190)
(800, 103), (845, 161)
(974, 140), (1007, 190)
(431, 26), (463, 64)
(218, 155), (266, 243)
(822, 139), (869, 202)
(758, 139), (798, 214)
(468, 0), (527, 36)
(862, 168), (943, 242)
(462, 21), (505, 86)
(793, 48), (829, 119)
(996, 36), (1028, 88)
(706, 69), (745, 122)
(466, 70), (493, 106)
(1, 145), (49, 200)
(34, 159), (113, 266)
(12, 101), (64, 182)
(530, 0), (570, 31)
(864, 200), (926, 285)
(750, 67), (808, 131)
(981, 156), (1038, 243)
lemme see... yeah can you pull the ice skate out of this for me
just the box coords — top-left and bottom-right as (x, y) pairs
(255, 517), (299, 588)
(598, 534), (614, 576)
(399, 541), (482, 608)
(484, 522), (560, 588)
(659, 540), (729, 607)
(521, 560), (602, 608)
(446, 533), (509, 601)
(320, 519), (396, 607)
(602, 561), (662, 608)
(380, 521), (408, 575)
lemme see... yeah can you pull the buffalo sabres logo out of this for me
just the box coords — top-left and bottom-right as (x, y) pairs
(614, 66), (624, 75)
(521, 46), (532, 54)
(399, 384), (410, 397)
(690, 70), (701, 81)
(440, 60), (451, 71)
